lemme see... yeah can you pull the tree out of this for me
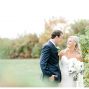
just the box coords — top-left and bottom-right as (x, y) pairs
(71, 19), (89, 34)
(39, 17), (68, 45)
(10, 33), (39, 58)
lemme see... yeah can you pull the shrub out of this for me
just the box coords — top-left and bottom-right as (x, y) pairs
(31, 44), (41, 58)
(0, 38), (12, 59)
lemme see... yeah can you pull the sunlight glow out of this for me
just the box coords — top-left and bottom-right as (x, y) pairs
(0, 0), (89, 39)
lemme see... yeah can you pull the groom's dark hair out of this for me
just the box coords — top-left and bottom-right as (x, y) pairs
(51, 30), (63, 39)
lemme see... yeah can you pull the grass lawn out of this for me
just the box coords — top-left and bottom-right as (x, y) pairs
(0, 59), (88, 87)
(0, 59), (46, 87)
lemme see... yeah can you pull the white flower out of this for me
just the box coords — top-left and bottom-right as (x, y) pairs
(56, 46), (60, 50)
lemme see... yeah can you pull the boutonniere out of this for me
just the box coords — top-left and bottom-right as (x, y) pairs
(56, 46), (60, 51)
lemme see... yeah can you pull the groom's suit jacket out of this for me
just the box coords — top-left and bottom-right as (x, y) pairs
(40, 40), (61, 82)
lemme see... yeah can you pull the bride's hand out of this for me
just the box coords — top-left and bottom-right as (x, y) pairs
(58, 50), (65, 58)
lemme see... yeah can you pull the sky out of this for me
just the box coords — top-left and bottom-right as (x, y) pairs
(0, 0), (89, 39)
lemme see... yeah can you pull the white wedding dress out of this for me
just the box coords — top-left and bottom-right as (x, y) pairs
(59, 56), (84, 87)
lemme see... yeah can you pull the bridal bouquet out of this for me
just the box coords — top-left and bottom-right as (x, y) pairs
(68, 59), (84, 81)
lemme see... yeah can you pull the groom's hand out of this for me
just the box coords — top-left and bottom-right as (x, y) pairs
(49, 75), (56, 81)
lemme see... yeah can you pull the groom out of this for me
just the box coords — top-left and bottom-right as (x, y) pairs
(40, 30), (63, 86)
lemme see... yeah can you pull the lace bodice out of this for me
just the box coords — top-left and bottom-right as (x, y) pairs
(60, 56), (78, 75)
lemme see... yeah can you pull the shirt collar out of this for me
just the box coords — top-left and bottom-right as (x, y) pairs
(50, 39), (56, 46)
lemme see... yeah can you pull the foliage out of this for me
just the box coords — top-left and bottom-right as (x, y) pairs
(73, 35), (89, 87)
(71, 19), (89, 34)
(78, 29), (89, 61)
(84, 62), (89, 87)
(10, 33), (39, 59)
(39, 28), (53, 45)
(0, 38), (12, 59)
(79, 35), (89, 60)
(31, 43), (42, 58)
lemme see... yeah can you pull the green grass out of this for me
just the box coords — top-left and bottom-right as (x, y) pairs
(0, 59), (88, 87)
(0, 59), (46, 87)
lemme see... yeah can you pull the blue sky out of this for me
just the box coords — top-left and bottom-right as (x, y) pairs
(0, 0), (89, 39)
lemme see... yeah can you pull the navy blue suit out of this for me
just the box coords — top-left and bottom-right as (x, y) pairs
(40, 40), (61, 82)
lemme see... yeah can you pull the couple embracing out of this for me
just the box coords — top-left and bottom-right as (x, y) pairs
(40, 30), (84, 87)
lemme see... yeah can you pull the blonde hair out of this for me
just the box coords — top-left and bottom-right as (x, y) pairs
(69, 36), (82, 55)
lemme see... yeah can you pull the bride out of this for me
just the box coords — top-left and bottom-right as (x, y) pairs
(59, 36), (84, 87)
